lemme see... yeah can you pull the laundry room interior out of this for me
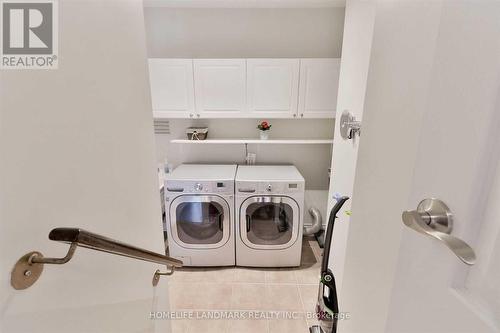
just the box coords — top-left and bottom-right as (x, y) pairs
(145, 1), (371, 332)
(148, 4), (345, 227)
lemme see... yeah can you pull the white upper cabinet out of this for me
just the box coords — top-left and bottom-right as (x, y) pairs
(298, 58), (340, 118)
(148, 59), (195, 118)
(193, 59), (246, 117)
(149, 58), (340, 119)
(247, 59), (300, 118)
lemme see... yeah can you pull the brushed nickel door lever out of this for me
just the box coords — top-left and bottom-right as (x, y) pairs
(402, 198), (476, 265)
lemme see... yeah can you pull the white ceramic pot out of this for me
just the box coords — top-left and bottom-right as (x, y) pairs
(259, 130), (269, 140)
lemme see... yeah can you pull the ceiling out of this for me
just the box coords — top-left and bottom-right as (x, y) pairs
(143, 0), (346, 8)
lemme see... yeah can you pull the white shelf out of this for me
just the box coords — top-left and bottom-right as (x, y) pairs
(170, 138), (333, 145)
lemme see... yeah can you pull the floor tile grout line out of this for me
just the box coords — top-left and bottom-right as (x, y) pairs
(169, 282), (319, 287)
(227, 279), (235, 333)
(265, 310), (271, 333)
(296, 283), (307, 313)
(296, 283), (311, 331)
(292, 268), (299, 286)
(170, 307), (317, 314)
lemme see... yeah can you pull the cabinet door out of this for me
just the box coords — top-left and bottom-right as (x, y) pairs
(298, 58), (340, 118)
(247, 59), (300, 118)
(193, 59), (246, 118)
(148, 59), (195, 118)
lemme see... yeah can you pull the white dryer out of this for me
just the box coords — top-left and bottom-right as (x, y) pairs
(235, 165), (305, 267)
(165, 164), (237, 266)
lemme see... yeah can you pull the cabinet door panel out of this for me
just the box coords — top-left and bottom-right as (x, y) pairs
(193, 59), (246, 117)
(298, 58), (340, 118)
(148, 59), (195, 118)
(247, 59), (299, 118)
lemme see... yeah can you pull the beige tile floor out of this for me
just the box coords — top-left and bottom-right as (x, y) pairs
(167, 237), (322, 333)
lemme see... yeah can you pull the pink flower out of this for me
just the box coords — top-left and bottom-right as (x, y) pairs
(257, 121), (272, 131)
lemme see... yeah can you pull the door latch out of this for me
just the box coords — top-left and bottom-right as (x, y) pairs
(340, 110), (361, 140)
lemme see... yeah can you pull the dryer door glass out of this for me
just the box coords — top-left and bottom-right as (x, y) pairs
(246, 199), (294, 246)
(176, 201), (224, 245)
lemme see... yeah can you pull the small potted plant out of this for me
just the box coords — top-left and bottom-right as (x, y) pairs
(257, 121), (272, 140)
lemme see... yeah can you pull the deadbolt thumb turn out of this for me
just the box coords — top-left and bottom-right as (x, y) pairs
(401, 198), (476, 265)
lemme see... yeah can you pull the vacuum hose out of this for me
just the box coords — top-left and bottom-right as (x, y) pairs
(303, 207), (322, 236)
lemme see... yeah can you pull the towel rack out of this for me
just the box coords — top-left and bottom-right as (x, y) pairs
(11, 228), (183, 290)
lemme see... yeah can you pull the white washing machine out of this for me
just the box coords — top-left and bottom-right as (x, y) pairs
(235, 165), (305, 267)
(165, 164), (237, 266)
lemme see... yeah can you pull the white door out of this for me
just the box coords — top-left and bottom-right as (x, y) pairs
(247, 59), (299, 118)
(340, 2), (500, 332)
(193, 59), (246, 118)
(298, 58), (340, 119)
(0, 1), (171, 332)
(148, 59), (195, 119)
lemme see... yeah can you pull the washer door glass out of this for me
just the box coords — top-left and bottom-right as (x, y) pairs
(176, 201), (224, 244)
(241, 196), (299, 249)
(170, 195), (230, 249)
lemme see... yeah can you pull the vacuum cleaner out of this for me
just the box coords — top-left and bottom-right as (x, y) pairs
(310, 196), (349, 333)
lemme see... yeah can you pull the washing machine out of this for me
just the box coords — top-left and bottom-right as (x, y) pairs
(165, 164), (237, 266)
(235, 165), (305, 267)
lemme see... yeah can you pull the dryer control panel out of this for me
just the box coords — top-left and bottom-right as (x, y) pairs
(236, 181), (304, 195)
(166, 180), (234, 194)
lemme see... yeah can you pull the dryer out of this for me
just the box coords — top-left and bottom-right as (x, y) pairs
(165, 164), (237, 266)
(235, 165), (305, 267)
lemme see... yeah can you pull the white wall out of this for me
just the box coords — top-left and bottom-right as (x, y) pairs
(0, 1), (168, 332)
(157, 119), (334, 189)
(144, 7), (345, 58)
(326, 0), (375, 289)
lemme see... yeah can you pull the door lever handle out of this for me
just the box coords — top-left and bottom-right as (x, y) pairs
(401, 198), (476, 265)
